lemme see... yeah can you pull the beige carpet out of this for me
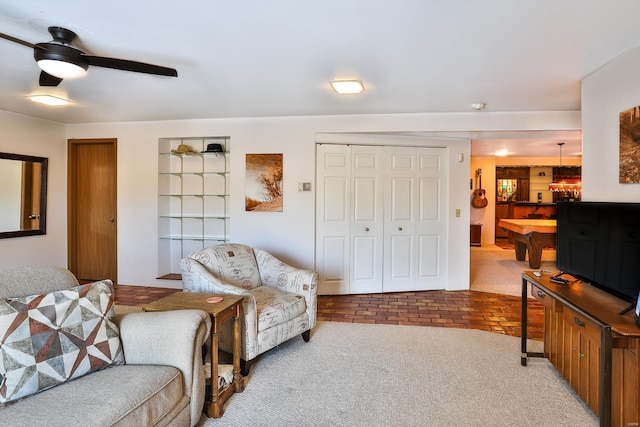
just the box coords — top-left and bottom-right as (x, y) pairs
(470, 244), (558, 297)
(197, 321), (597, 426)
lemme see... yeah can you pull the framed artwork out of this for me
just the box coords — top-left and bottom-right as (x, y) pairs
(619, 105), (640, 183)
(245, 153), (283, 211)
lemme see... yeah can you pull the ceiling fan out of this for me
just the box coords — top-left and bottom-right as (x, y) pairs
(0, 26), (178, 86)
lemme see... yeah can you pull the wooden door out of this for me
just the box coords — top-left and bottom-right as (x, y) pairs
(67, 139), (117, 283)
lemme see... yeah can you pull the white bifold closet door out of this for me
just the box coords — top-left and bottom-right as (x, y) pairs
(316, 143), (447, 295)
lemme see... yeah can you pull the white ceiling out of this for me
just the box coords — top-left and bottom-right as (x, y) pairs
(1, 1), (638, 157)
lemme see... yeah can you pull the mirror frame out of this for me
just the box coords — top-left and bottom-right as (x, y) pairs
(0, 152), (48, 239)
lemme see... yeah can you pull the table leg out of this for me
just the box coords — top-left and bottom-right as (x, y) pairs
(514, 239), (527, 261)
(521, 276), (528, 366)
(206, 316), (224, 418)
(527, 232), (556, 269)
(233, 303), (244, 393)
(521, 276), (545, 366)
(526, 243), (542, 269)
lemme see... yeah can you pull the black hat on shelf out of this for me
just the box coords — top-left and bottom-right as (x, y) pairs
(203, 143), (224, 153)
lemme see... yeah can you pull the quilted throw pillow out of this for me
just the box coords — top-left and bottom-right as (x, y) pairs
(0, 280), (124, 404)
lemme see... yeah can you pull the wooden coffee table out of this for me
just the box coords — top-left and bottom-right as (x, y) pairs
(142, 292), (244, 418)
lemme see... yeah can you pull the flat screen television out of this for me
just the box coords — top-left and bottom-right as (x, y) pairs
(556, 201), (640, 313)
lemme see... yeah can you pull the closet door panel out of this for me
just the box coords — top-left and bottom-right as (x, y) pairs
(389, 234), (414, 280)
(415, 149), (446, 289)
(390, 177), (414, 221)
(316, 145), (351, 294)
(384, 147), (417, 292)
(321, 236), (348, 281)
(350, 146), (384, 293)
(418, 234), (439, 278)
(317, 143), (448, 295)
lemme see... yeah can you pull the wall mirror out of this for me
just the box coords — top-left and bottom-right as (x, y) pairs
(0, 152), (48, 238)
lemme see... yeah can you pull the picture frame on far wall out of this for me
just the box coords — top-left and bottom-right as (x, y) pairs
(245, 153), (283, 212)
(619, 105), (640, 183)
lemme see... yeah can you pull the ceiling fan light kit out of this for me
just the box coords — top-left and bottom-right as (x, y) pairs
(36, 59), (88, 79)
(0, 26), (177, 88)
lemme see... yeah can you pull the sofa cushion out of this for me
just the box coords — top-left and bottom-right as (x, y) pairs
(0, 364), (187, 427)
(188, 243), (262, 289)
(0, 280), (123, 404)
(251, 286), (307, 331)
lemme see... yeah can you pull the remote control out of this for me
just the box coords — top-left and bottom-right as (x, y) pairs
(533, 271), (541, 277)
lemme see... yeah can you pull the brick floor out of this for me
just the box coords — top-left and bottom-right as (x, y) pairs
(115, 285), (544, 341)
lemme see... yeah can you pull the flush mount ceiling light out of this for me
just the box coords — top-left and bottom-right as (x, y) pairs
(494, 148), (508, 157)
(471, 103), (486, 111)
(29, 94), (71, 106)
(330, 80), (365, 94)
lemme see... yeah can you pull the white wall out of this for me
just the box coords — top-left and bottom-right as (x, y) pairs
(0, 111), (67, 266)
(64, 111), (579, 289)
(469, 157), (496, 245)
(582, 45), (640, 202)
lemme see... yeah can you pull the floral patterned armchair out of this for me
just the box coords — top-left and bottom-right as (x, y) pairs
(179, 243), (318, 373)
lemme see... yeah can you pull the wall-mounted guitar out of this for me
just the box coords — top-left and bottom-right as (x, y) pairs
(471, 168), (488, 208)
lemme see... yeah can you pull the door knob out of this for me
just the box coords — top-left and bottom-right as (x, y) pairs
(365, 227), (369, 232)
(398, 227), (403, 231)
(109, 218), (115, 222)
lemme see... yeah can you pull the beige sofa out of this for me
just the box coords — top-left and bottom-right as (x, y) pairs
(0, 266), (210, 427)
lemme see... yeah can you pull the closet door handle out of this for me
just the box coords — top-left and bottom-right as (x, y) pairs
(398, 227), (403, 231)
(364, 227), (370, 232)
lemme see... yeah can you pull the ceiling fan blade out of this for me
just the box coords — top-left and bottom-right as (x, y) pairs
(39, 71), (63, 87)
(83, 55), (178, 77)
(0, 32), (44, 50)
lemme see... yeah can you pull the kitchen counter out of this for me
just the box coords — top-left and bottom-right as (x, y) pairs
(513, 202), (556, 206)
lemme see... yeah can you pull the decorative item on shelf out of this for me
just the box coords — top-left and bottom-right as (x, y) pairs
(171, 144), (195, 155)
(203, 143), (224, 154)
(471, 168), (488, 208)
(548, 142), (581, 196)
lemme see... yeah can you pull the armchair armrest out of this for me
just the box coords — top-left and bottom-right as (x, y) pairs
(115, 309), (211, 427)
(254, 249), (318, 329)
(180, 258), (251, 296)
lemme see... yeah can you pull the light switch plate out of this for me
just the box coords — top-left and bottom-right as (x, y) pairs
(298, 182), (312, 191)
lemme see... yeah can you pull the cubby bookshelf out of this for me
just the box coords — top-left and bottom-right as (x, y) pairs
(157, 137), (230, 278)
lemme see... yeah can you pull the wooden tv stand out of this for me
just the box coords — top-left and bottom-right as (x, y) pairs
(520, 271), (640, 427)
